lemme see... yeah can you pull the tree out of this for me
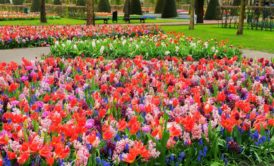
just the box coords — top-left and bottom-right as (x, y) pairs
(161, 0), (177, 18)
(87, 0), (95, 25)
(195, 0), (204, 23)
(76, 0), (86, 6)
(204, 0), (221, 20)
(53, 0), (62, 5)
(97, 0), (111, 12)
(31, 0), (41, 12)
(123, 0), (130, 18)
(189, 0), (195, 29)
(40, 0), (47, 23)
(237, 0), (245, 35)
(130, 0), (142, 15)
(155, 0), (165, 14)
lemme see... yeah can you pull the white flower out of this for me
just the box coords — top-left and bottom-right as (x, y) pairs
(204, 42), (208, 48)
(122, 40), (126, 46)
(55, 41), (59, 45)
(109, 43), (113, 50)
(92, 40), (96, 47)
(175, 46), (180, 52)
(100, 46), (105, 54)
(165, 51), (170, 56)
(73, 45), (77, 50)
(190, 42), (197, 48)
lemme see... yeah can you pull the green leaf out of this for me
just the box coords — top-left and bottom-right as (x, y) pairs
(254, 151), (262, 163)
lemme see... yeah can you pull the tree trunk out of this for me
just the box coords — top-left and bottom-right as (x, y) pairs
(195, 0), (204, 23)
(86, 0), (95, 25)
(236, 0), (245, 35)
(189, 0), (195, 30)
(40, 0), (47, 23)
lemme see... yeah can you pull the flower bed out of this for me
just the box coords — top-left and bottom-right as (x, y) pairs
(0, 11), (60, 21)
(0, 25), (159, 49)
(0, 56), (273, 165)
(51, 33), (241, 60)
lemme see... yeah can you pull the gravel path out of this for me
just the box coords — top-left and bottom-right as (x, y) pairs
(241, 49), (274, 59)
(0, 47), (273, 64)
(0, 47), (50, 63)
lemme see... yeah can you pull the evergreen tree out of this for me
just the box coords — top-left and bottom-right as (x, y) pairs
(31, 0), (41, 12)
(204, 0), (221, 20)
(53, 0), (62, 5)
(130, 0), (142, 15)
(195, 0), (204, 23)
(76, 0), (86, 6)
(154, 0), (165, 14)
(161, 0), (177, 18)
(97, 0), (111, 12)
(123, 0), (130, 17)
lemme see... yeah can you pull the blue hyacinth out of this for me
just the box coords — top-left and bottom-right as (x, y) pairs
(178, 151), (185, 162)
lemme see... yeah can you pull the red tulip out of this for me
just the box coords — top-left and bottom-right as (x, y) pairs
(204, 104), (213, 114)
(217, 91), (226, 102)
(17, 152), (30, 165)
(8, 83), (18, 92)
(0, 135), (8, 145)
(169, 125), (182, 137)
(39, 145), (52, 159)
(46, 156), (54, 166)
(7, 151), (16, 160)
(117, 119), (127, 132)
(0, 156), (2, 166)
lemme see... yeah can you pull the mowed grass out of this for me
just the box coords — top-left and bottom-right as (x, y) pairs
(0, 17), (186, 26)
(162, 25), (274, 53)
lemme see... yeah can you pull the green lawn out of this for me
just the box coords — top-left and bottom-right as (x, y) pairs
(162, 25), (274, 53)
(0, 17), (185, 26)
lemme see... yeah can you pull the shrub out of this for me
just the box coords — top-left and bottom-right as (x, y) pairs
(130, 0), (142, 15)
(154, 0), (165, 14)
(161, 0), (177, 18)
(204, 0), (221, 20)
(231, 0), (240, 15)
(13, 0), (24, 5)
(31, 0), (41, 12)
(0, 0), (10, 4)
(76, 0), (86, 6)
(53, 0), (62, 5)
(97, 0), (111, 12)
